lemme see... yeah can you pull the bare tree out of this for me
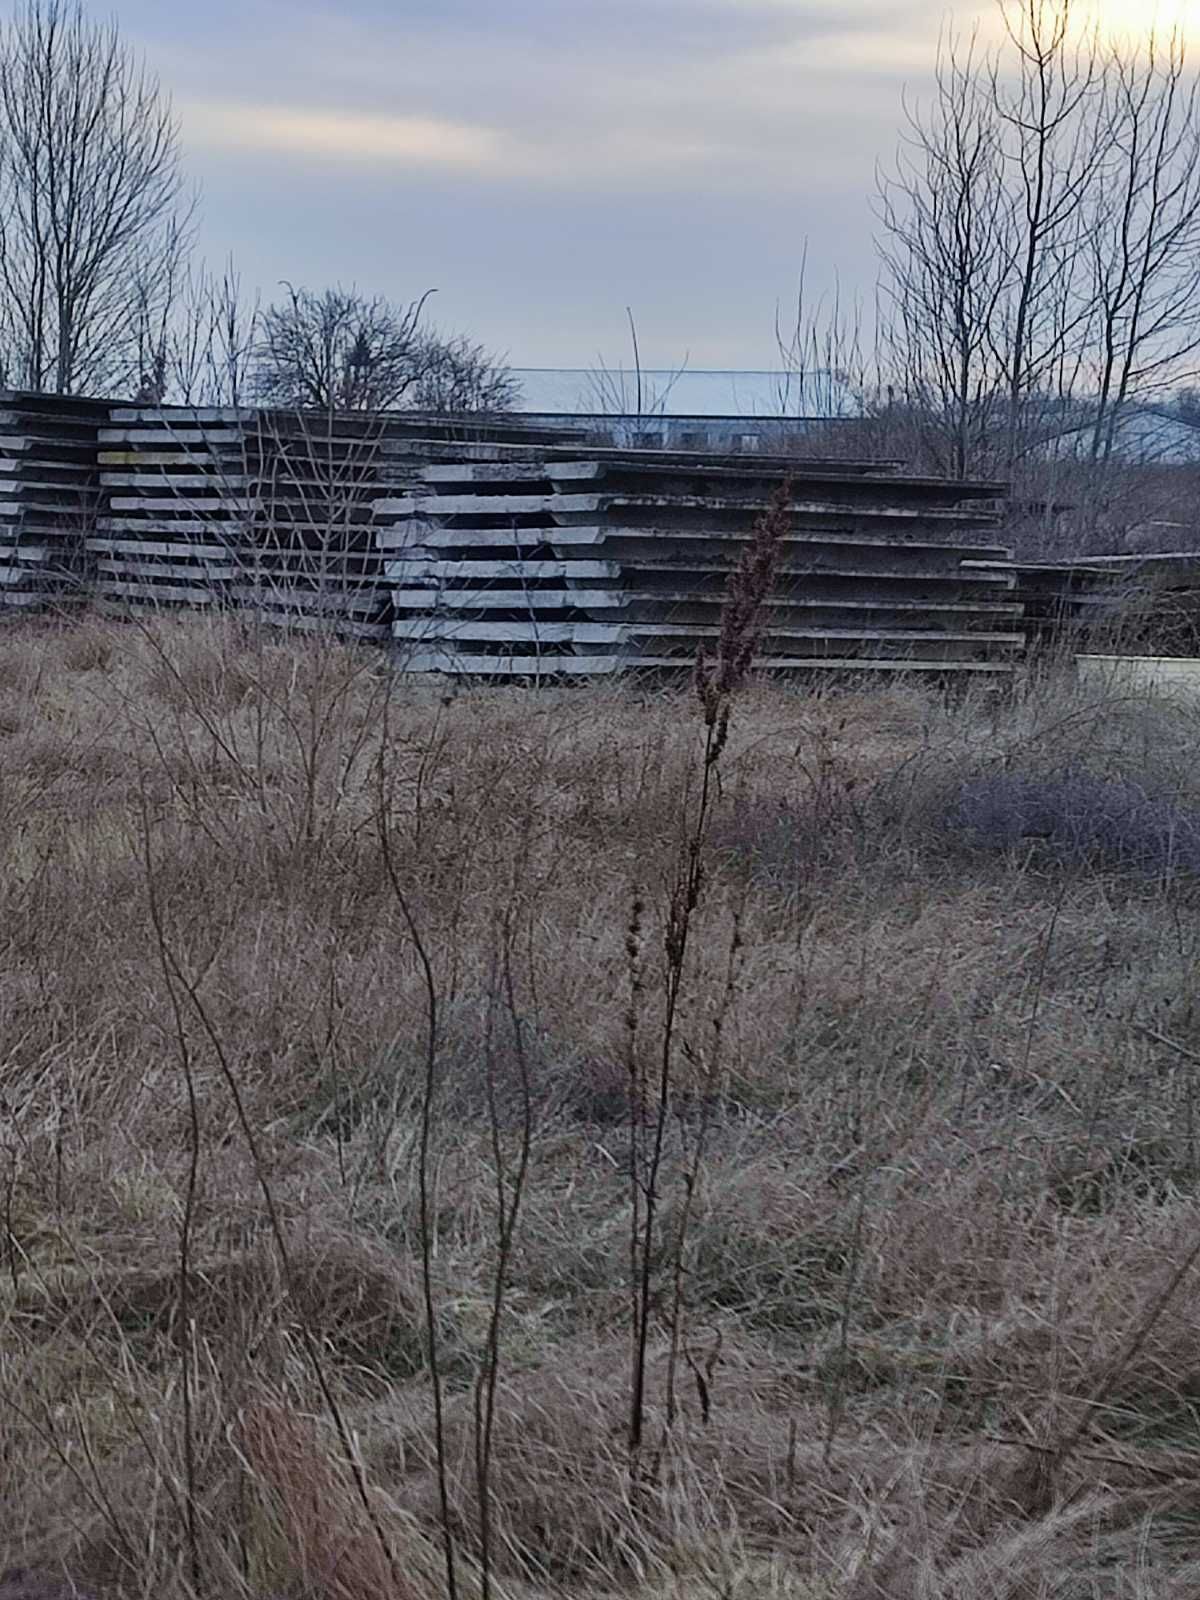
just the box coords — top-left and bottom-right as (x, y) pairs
(876, 27), (1013, 477)
(130, 252), (262, 405)
(408, 330), (519, 414)
(875, 0), (1200, 492)
(1087, 29), (1200, 460)
(130, 216), (193, 402)
(770, 247), (913, 463)
(775, 244), (872, 420)
(254, 284), (516, 415)
(203, 260), (260, 407)
(584, 307), (687, 426)
(253, 284), (433, 412)
(990, 0), (1104, 469)
(875, 3), (1105, 478)
(0, 0), (191, 395)
(159, 258), (261, 406)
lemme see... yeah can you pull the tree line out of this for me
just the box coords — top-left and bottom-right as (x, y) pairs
(0, 0), (517, 411)
(782, 0), (1200, 501)
(4, 0), (1198, 484)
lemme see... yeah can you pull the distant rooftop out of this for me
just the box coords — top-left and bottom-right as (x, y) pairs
(508, 368), (859, 419)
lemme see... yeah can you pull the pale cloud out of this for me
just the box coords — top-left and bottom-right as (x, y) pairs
(181, 102), (508, 171)
(181, 97), (709, 183)
(158, 0), (946, 205)
(179, 11), (906, 195)
(181, 79), (876, 193)
(814, 24), (947, 73)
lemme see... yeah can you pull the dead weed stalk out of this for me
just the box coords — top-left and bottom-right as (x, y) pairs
(628, 481), (790, 1477)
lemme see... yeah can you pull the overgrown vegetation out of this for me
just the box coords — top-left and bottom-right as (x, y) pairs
(2, 612), (1200, 1595)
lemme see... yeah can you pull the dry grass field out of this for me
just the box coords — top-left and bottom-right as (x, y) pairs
(3, 613), (1200, 1598)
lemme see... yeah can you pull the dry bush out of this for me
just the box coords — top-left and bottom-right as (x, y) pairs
(2, 613), (1200, 1597)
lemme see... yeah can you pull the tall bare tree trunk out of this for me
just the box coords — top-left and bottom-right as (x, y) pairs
(992, 0), (1102, 472)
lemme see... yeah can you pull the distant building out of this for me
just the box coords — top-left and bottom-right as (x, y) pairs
(507, 367), (862, 452)
(1035, 401), (1200, 466)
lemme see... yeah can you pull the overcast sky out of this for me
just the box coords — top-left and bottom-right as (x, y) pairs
(113, 0), (1197, 370)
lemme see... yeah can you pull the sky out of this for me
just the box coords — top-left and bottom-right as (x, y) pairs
(112, 0), (1200, 371)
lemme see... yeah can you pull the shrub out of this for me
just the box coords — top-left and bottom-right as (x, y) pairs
(947, 770), (1200, 876)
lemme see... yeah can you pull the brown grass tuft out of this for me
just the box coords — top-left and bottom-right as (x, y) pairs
(239, 1397), (440, 1600)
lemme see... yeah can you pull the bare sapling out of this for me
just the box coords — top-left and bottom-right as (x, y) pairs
(376, 686), (459, 1600)
(474, 923), (534, 1600)
(137, 780), (399, 1593)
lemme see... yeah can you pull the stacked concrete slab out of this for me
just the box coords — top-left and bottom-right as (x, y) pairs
(0, 398), (1025, 677)
(377, 450), (1020, 676)
(0, 392), (107, 610)
(967, 552), (1200, 658)
(94, 407), (388, 637)
(93, 407), (578, 638)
